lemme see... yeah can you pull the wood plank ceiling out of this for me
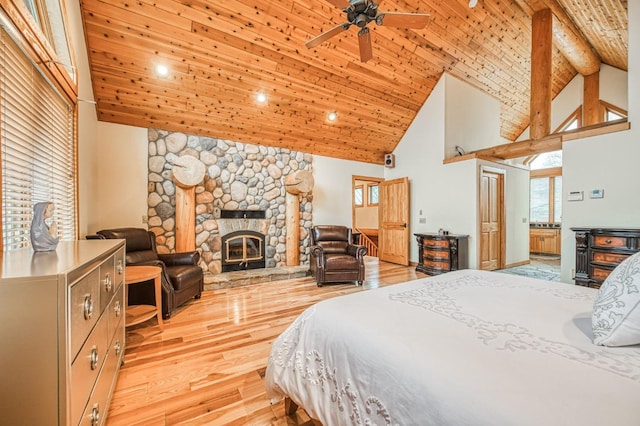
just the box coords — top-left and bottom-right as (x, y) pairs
(79, 0), (627, 164)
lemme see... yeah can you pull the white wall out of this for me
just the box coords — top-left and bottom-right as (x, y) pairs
(312, 156), (383, 227)
(386, 74), (532, 268)
(387, 78), (476, 266)
(444, 74), (505, 156)
(66, 0), (98, 237)
(560, 1), (639, 283)
(497, 162), (531, 266)
(92, 123), (149, 232)
(600, 64), (628, 111)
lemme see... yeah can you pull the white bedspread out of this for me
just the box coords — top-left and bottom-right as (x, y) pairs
(265, 269), (640, 425)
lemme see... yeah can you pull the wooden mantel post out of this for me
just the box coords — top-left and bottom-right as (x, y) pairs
(172, 156), (206, 253)
(530, 8), (553, 140)
(284, 171), (314, 266)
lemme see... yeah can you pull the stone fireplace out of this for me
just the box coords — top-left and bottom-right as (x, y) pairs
(146, 128), (313, 275)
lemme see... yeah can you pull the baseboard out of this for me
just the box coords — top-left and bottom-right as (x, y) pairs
(503, 259), (530, 269)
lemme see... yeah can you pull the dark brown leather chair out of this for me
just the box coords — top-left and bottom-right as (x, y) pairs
(310, 225), (367, 286)
(96, 228), (203, 319)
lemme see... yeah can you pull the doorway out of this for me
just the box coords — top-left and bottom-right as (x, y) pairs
(479, 167), (505, 270)
(527, 151), (563, 275)
(352, 175), (383, 257)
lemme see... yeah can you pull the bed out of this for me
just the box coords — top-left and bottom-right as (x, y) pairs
(265, 269), (640, 425)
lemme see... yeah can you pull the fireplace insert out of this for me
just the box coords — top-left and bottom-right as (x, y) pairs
(221, 230), (266, 272)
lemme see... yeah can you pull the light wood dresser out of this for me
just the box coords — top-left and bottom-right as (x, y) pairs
(0, 240), (126, 425)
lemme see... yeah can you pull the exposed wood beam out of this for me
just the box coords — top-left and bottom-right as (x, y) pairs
(443, 119), (629, 164)
(514, 0), (601, 76)
(583, 72), (601, 126)
(530, 8), (553, 140)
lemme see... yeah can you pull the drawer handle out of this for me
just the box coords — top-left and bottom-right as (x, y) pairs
(83, 295), (94, 320)
(104, 272), (112, 292)
(90, 403), (100, 425)
(117, 260), (124, 275)
(90, 346), (99, 370)
(115, 340), (122, 356)
(114, 300), (121, 317)
(605, 239), (612, 244)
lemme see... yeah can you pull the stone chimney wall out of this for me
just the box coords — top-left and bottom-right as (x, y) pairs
(147, 128), (313, 274)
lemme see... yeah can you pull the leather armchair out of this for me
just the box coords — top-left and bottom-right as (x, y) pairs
(309, 225), (367, 286)
(96, 228), (203, 319)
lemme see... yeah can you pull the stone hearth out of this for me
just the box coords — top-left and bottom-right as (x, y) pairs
(204, 265), (309, 290)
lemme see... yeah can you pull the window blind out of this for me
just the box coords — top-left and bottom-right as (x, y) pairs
(1, 23), (76, 251)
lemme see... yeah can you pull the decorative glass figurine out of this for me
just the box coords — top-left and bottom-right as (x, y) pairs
(30, 201), (59, 251)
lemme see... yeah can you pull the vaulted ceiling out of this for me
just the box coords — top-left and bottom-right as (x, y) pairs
(79, 0), (627, 164)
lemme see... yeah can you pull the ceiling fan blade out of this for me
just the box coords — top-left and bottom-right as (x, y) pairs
(325, 0), (348, 8)
(306, 23), (350, 49)
(358, 27), (373, 62)
(376, 12), (431, 29)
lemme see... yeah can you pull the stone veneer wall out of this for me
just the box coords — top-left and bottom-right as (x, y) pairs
(147, 128), (313, 274)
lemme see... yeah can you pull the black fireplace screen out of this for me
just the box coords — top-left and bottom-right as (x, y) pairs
(221, 230), (266, 272)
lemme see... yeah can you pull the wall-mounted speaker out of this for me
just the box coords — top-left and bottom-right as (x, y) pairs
(384, 153), (395, 168)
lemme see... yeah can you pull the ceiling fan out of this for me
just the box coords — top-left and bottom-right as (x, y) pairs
(306, 0), (430, 62)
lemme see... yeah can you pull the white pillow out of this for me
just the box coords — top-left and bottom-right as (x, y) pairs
(592, 251), (640, 346)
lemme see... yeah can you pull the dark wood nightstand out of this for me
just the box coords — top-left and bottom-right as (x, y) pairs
(415, 233), (469, 275)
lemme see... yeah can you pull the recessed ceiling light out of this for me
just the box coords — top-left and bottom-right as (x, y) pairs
(469, 0), (478, 8)
(256, 91), (267, 103)
(155, 64), (169, 77)
(327, 111), (338, 122)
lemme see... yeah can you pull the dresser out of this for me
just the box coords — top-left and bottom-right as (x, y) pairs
(415, 233), (469, 275)
(0, 240), (126, 425)
(571, 228), (640, 289)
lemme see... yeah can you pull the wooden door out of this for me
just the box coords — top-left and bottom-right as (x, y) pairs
(479, 168), (504, 270)
(378, 177), (410, 265)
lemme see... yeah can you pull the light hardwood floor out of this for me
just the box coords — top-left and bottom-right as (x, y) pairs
(106, 257), (422, 425)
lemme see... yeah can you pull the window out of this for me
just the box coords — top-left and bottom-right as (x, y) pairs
(529, 150), (562, 224)
(1, 21), (77, 250)
(601, 100), (627, 122)
(530, 178), (550, 222)
(529, 175), (562, 223)
(23, 0), (75, 82)
(354, 186), (363, 207)
(553, 177), (562, 223)
(367, 184), (379, 206)
(529, 151), (562, 170)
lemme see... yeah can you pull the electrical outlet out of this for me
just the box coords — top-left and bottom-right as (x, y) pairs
(142, 215), (148, 224)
